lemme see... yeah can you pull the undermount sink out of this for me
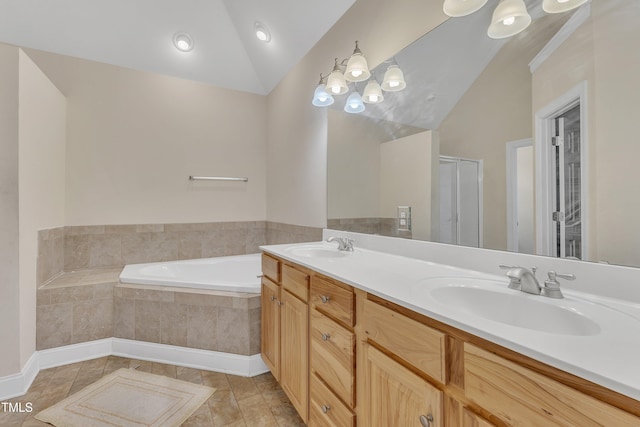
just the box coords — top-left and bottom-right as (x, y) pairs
(414, 277), (601, 336)
(284, 244), (347, 259)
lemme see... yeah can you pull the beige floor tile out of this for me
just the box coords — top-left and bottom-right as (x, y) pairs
(227, 375), (260, 401)
(15, 358), (304, 427)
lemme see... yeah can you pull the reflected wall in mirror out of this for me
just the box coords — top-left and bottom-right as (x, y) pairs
(327, 0), (640, 268)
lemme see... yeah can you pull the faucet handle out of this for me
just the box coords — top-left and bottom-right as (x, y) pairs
(547, 271), (576, 281)
(499, 264), (537, 275)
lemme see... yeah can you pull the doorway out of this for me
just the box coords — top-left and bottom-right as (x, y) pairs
(438, 156), (483, 247)
(535, 82), (588, 259)
(506, 139), (534, 254)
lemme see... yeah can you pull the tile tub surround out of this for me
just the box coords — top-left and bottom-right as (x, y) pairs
(36, 269), (120, 350)
(36, 271), (260, 356)
(327, 217), (411, 238)
(114, 284), (261, 356)
(34, 221), (322, 276)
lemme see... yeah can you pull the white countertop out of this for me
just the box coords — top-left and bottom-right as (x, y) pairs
(261, 241), (640, 401)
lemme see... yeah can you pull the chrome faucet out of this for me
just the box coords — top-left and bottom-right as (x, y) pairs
(542, 271), (576, 299)
(499, 265), (541, 295)
(326, 236), (354, 252)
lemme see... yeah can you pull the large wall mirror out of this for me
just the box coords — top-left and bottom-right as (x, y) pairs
(327, 0), (640, 268)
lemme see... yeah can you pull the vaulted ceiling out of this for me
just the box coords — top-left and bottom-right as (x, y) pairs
(0, 0), (356, 95)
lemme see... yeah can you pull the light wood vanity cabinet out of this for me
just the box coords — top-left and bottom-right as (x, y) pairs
(260, 255), (311, 423)
(260, 254), (640, 427)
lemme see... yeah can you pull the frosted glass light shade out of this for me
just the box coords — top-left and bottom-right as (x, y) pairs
(363, 80), (384, 104)
(381, 65), (406, 92)
(312, 84), (334, 107)
(542, 0), (588, 13)
(345, 53), (371, 82)
(443, 0), (489, 17)
(487, 0), (531, 39)
(344, 92), (365, 113)
(326, 69), (349, 95)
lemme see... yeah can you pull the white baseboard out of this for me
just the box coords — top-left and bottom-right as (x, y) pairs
(0, 353), (39, 400)
(0, 339), (269, 400)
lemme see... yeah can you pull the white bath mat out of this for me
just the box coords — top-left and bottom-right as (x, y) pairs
(35, 368), (215, 427)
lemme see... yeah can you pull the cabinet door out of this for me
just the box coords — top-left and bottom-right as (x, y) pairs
(462, 407), (495, 427)
(261, 278), (280, 381)
(363, 343), (443, 427)
(281, 290), (309, 423)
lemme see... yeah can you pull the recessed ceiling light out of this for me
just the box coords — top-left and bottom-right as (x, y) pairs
(254, 22), (271, 43)
(173, 32), (194, 52)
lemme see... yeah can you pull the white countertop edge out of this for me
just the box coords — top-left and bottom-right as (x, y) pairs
(260, 242), (640, 401)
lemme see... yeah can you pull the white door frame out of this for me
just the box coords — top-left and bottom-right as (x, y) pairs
(506, 138), (533, 252)
(534, 81), (589, 258)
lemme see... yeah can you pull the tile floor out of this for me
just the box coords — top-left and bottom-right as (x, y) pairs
(0, 356), (306, 426)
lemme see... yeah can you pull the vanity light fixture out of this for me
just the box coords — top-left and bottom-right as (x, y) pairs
(363, 78), (384, 104)
(173, 32), (194, 52)
(344, 41), (371, 82)
(381, 64), (407, 92)
(312, 41), (401, 111)
(487, 0), (532, 39)
(255, 22), (271, 43)
(443, 0), (488, 17)
(312, 75), (335, 107)
(344, 90), (366, 114)
(542, 0), (589, 13)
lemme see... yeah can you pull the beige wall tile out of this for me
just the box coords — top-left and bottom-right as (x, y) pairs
(136, 224), (165, 233)
(187, 305), (217, 351)
(88, 233), (122, 268)
(71, 298), (113, 344)
(216, 308), (249, 355)
(36, 303), (72, 350)
(113, 297), (135, 340)
(134, 300), (162, 343)
(121, 232), (179, 264)
(249, 307), (261, 355)
(49, 285), (94, 304)
(65, 225), (105, 236)
(160, 302), (188, 347)
(64, 234), (89, 270)
(116, 287), (174, 302)
(174, 292), (233, 307)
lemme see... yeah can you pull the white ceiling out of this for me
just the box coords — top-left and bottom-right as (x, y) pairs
(0, 0), (356, 95)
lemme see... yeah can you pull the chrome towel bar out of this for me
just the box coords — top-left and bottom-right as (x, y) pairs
(189, 176), (248, 182)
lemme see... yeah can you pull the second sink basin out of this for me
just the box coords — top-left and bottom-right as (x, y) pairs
(414, 277), (601, 336)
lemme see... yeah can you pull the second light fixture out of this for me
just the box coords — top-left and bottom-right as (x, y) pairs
(311, 41), (406, 112)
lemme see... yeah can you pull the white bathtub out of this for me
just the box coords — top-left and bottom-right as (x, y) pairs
(119, 253), (262, 293)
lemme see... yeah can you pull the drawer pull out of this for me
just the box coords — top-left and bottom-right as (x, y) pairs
(321, 333), (331, 341)
(321, 404), (331, 414)
(419, 414), (434, 427)
(321, 295), (331, 304)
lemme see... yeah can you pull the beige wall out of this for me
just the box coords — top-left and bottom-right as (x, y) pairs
(266, 0), (448, 228)
(380, 131), (439, 240)
(25, 50), (268, 226)
(439, 15), (565, 251)
(532, 1), (640, 266)
(18, 51), (67, 368)
(0, 45), (20, 377)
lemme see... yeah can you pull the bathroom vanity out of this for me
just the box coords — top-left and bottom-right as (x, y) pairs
(260, 241), (640, 427)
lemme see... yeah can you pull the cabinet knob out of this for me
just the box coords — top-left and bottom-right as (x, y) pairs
(257, 274), (264, 278)
(321, 405), (331, 414)
(320, 295), (331, 304)
(419, 414), (434, 427)
(321, 333), (331, 341)
(270, 295), (276, 302)
(276, 301), (283, 307)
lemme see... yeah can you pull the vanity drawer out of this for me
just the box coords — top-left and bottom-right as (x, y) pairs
(282, 263), (309, 301)
(310, 309), (355, 407)
(464, 344), (640, 426)
(363, 299), (446, 384)
(309, 374), (355, 427)
(261, 254), (281, 283)
(311, 275), (354, 327)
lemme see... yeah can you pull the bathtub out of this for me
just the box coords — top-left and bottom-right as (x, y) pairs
(119, 253), (262, 293)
